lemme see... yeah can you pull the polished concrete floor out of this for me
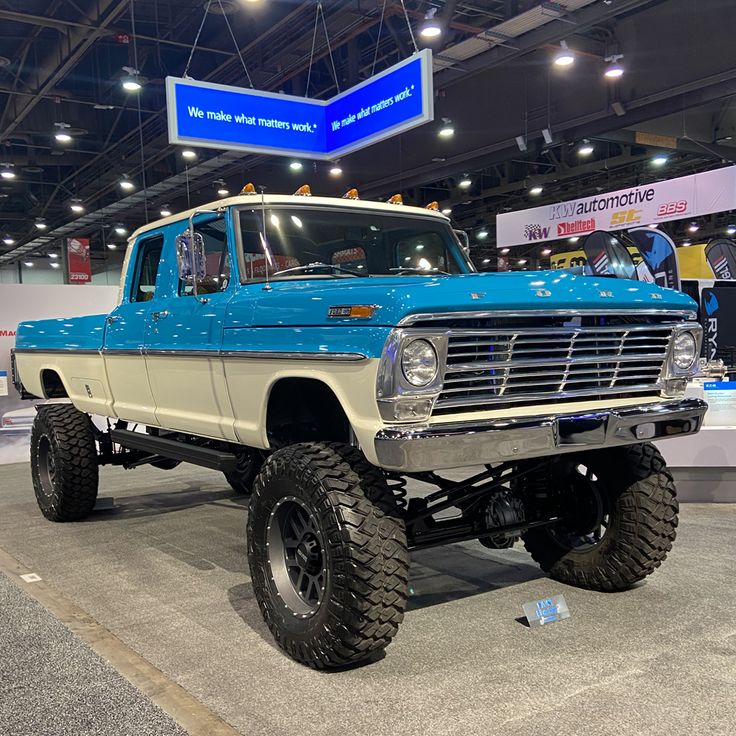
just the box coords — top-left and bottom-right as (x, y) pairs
(0, 460), (735, 736)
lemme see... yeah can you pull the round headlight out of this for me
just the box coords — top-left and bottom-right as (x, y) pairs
(673, 331), (697, 370)
(401, 339), (438, 387)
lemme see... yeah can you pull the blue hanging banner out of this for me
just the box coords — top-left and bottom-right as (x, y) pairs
(166, 49), (433, 160)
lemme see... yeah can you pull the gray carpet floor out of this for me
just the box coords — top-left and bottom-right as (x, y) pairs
(0, 460), (735, 735)
(0, 572), (187, 736)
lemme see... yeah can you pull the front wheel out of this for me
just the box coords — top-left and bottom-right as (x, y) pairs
(247, 442), (409, 669)
(522, 443), (678, 592)
(30, 404), (99, 522)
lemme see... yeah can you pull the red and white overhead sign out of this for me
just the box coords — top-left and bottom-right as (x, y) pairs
(67, 237), (91, 284)
(496, 165), (736, 247)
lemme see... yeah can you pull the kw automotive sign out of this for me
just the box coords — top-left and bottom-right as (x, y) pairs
(166, 50), (433, 160)
(497, 166), (736, 247)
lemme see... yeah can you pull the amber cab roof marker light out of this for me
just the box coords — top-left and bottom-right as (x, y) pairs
(294, 184), (312, 196)
(387, 193), (403, 205)
(425, 201), (439, 211)
(342, 188), (360, 200)
(240, 182), (257, 195)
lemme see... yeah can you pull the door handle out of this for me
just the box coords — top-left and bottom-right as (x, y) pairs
(151, 310), (170, 322)
(107, 315), (122, 325)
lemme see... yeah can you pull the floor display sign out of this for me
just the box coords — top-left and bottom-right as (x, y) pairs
(522, 594), (570, 628)
(701, 286), (736, 362)
(167, 50), (433, 159)
(0, 285), (118, 464)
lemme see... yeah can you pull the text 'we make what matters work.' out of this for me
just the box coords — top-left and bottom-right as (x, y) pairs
(186, 106), (318, 134)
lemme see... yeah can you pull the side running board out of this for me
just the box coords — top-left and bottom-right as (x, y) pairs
(110, 429), (238, 473)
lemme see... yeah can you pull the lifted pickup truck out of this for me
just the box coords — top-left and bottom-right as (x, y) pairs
(14, 186), (706, 668)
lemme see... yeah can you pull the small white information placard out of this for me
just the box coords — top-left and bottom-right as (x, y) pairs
(704, 382), (736, 426)
(522, 594), (570, 628)
(0, 371), (7, 397)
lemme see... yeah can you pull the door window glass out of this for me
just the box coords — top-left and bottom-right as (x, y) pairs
(179, 218), (231, 296)
(131, 234), (164, 303)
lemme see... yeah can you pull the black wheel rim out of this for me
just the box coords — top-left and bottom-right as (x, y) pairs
(266, 497), (326, 617)
(551, 463), (610, 553)
(37, 436), (56, 498)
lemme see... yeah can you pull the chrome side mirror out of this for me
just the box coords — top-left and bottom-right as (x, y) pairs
(175, 230), (206, 283)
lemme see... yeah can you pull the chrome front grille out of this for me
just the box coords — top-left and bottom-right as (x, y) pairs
(435, 323), (675, 414)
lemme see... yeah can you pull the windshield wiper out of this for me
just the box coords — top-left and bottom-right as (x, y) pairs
(271, 262), (367, 278)
(388, 267), (451, 276)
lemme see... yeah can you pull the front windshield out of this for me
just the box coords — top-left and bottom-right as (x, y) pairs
(237, 206), (471, 281)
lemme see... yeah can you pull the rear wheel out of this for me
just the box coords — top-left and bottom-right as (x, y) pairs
(30, 404), (99, 522)
(247, 442), (409, 669)
(522, 443), (678, 592)
(224, 447), (264, 495)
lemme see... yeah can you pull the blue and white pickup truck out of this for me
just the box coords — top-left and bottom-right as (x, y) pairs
(13, 187), (706, 668)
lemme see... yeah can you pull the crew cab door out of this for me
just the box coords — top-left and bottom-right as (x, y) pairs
(103, 232), (164, 425)
(145, 213), (237, 440)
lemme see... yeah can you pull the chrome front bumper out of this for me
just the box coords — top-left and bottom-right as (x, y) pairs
(374, 398), (708, 472)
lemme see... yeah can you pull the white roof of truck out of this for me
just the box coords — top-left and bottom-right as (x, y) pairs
(128, 192), (449, 242)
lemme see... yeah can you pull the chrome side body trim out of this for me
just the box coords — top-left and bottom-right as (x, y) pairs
(398, 309), (697, 325)
(15, 347), (367, 362)
(374, 398), (707, 472)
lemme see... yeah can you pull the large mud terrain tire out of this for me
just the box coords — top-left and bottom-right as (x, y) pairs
(30, 404), (99, 522)
(522, 443), (678, 592)
(247, 442), (409, 669)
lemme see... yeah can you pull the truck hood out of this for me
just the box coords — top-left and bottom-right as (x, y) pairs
(250, 271), (697, 327)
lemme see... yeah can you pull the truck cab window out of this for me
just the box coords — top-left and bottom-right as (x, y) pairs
(179, 219), (231, 296)
(131, 234), (164, 303)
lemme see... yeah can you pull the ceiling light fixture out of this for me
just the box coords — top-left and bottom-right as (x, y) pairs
(482, 258), (491, 264)
(500, 247), (510, 254)
(441, 207), (452, 215)
(604, 55), (625, 79)
(35, 219), (48, 231)
(0, 165), (16, 180)
(49, 252), (59, 259)
(438, 118), (454, 138)
(688, 222), (699, 233)
(541, 247), (552, 256)
(119, 176), (135, 192)
(70, 198), (84, 213)
(419, 7), (442, 39)
(682, 239), (691, 246)
(114, 224), (127, 235)
(3, 235), (15, 246)
(727, 225), (736, 236)
(652, 155), (668, 167)
(518, 258), (528, 265)
(458, 176), (472, 189)
(577, 140), (594, 156)
(477, 228), (489, 239)
(50, 262), (60, 269)
(160, 206), (172, 217)
(107, 243), (118, 250)
(329, 163), (343, 176)
(121, 66), (143, 92)
(568, 236), (579, 243)
(289, 160), (303, 171)
(181, 149), (197, 160)
(529, 185), (544, 196)
(553, 40), (575, 67)
(53, 122), (73, 143)
(24, 261), (34, 268)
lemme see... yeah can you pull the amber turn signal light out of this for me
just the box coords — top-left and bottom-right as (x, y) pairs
(327, 305), (378, 319)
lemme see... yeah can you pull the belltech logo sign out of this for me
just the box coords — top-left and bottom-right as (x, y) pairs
(556, 218), (595, 237)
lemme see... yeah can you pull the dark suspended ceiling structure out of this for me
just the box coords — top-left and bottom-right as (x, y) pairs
(1, 0), (736, 272)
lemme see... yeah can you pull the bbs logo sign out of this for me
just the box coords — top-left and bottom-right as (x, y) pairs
(656, 200), (689, 218)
